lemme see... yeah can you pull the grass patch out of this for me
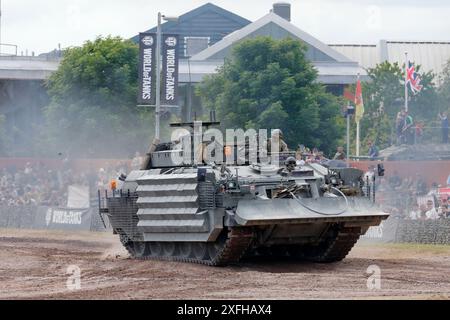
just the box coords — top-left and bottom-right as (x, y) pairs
(359, 242), (450, 253)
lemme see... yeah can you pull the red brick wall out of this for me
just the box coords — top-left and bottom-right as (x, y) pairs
(350, 161), (450, 186)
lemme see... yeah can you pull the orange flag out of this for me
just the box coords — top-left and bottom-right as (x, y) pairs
(355, 77), (364, 123)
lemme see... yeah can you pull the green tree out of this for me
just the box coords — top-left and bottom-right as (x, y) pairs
(439, 59), (450, 110)
(355, 61), (440, 153)
(196, 37), (345, 156)
(42, 36), (160, 158)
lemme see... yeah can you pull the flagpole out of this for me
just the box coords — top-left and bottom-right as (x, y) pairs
(346, 101), (350, 164)
(356, 121), (360, 157)
(356, 73), (360, 158)
(405, 51), (408, 113)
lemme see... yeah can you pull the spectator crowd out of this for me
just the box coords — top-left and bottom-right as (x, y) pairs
(395, 109), (450, 145)
(2, 151), (450, 225)
(372, 169), (450, 220)
(0, 156), (137, 207)
(0, 162), (70, 206)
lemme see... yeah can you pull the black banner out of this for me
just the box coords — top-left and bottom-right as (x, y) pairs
(162, 34), (179, 106)
(0, 205), (110, 232)
(138, 33), (157, 105)
(34, 207), (93, 231)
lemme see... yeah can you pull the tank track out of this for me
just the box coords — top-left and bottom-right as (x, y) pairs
(304, 226), (361, 262)
(258, 226), (361, 263)
(121, 227), (254, 266)
(120, 225), (360, 265)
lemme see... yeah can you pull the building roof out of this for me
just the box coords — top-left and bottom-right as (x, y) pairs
(314, 62), (365, 85)
(186, 12), (365, 85)
(179, 59), (364, 85)
(144, 3), (250, 32)
(0, 56), (59, 80)
(192, 12), (352, 63)
(330, 40), (450, 82)
(131, 2), (251, 58)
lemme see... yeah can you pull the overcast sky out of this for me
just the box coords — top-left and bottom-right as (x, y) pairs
(2, 0), (450, 55)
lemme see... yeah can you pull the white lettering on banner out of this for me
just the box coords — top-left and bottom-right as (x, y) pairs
(165, 48), (176, 101)
(52, 210), (83, 225)
(142, 48), (153, 100)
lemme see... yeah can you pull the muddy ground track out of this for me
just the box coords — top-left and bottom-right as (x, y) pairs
(0, 230), (449, 299)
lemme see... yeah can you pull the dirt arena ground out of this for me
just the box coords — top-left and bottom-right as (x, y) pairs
(0, 228), (449, 300)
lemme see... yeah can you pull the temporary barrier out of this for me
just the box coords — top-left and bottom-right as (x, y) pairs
(0, 205), (109, 232)
(361, 217), (450, 244)
(0, 206), (37, 229)
(361, 217), (400, 243)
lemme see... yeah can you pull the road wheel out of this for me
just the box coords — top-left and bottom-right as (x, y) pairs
(178, 242), (192, 258)
(162, 242), (176, 257)
(192, 243), (208, 260)
(149, 242), (163, 257)
(133, 241), (147, 258)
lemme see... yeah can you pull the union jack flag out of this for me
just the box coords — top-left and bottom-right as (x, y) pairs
(406, 61), (423, 94)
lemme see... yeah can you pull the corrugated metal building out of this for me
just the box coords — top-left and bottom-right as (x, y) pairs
(330, 40), (450, 83)
(327, 44), (379, 70)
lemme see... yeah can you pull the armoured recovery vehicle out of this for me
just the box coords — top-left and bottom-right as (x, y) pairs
(99, 121), (389, 266)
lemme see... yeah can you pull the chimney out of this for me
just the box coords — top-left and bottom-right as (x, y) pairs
(272, 2), (291, 21)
